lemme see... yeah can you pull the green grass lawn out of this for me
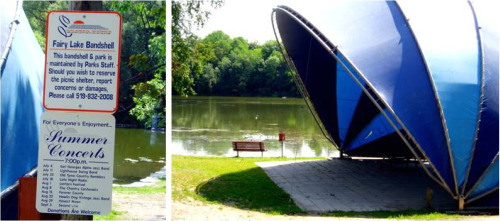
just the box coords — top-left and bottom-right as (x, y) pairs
(172, 155), (318, 214)
(112, 179), (166, 195)
(172, 155), (467, 219)
(323, 210), (462, 220)
(93, 209), (126, 220)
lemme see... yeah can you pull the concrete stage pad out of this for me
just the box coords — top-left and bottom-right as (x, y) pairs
(256, 159), (456, 213)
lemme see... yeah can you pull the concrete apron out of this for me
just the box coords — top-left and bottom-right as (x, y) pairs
(256, 158), (456, 213)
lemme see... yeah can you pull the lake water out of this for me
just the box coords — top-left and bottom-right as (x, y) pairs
(114, 128), (166, 184)
(172, 96), (338, 157)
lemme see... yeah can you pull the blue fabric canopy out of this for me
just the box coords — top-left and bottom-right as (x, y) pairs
(1, 0), (44, 218)
(273, 0), (498, 208)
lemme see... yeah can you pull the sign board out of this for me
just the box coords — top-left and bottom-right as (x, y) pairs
(43, 11), (121, 113)
(36, 111), (115, 215)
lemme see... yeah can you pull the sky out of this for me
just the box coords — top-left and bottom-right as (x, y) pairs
(192, 0), (347, 44)
(193, 0), (291, 44)
(192, 0), (499, 46)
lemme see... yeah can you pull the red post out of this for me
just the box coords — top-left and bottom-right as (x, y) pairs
(279, 132), (285, 141)
(18, 177), (61, 220)
(279, 132), (285, 157)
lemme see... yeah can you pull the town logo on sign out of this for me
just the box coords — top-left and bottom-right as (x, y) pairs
(58, 15), (111, 37)
(68, 20), (112, 35)
(58, 15), (73, 38)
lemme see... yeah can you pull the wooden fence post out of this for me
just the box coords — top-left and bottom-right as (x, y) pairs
(61, 2), (102, 220)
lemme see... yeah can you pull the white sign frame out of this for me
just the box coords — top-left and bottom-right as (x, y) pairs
(43, 11), (121, 113)
(36, 111), (115, 215)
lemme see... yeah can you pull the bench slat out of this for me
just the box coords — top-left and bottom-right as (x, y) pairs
(232, 141), (266, 157)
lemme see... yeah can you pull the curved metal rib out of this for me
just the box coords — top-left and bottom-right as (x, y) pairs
(461, 0), (488, 197)
(0, 0), (23, 71)
(394, 0), (459, 198)
(272, 5), (454, 196)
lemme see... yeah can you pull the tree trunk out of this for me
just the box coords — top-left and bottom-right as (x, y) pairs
(68, 1), (102, 11)
(61, 3), (102, 219)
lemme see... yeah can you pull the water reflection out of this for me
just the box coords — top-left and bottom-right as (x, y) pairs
(114, 128), (166, 184)
(172, 96), (338, 157)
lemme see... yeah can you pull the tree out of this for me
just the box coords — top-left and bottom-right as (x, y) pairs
(108, 1), (167, 128)
(23, 1), (67, 51)
(171, 0), (224, 97)
(189, 31), (300, 98)
(23, 0), (167, 128)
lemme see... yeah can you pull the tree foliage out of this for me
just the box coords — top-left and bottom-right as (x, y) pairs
(171, 0), (224, 97)
(191, 31), (299, 98)
(170, 0), (298, 98)
(107, 1), (166, 128)
(23, 0), (67, 51)
(23, 0), (166, 128)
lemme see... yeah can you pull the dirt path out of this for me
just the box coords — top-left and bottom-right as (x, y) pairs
(172, 200), (498, 221)
(110, 192), (498, 221)
(112, 191), (166, 220)
(172, 200), (355, 221)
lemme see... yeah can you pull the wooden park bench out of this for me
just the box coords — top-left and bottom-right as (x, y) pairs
(232, 141), (266, 157)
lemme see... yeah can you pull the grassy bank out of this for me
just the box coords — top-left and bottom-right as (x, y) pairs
(173, 155), (465, 219)
(112, 179), (166, 195)
(173, 155), (318, 214)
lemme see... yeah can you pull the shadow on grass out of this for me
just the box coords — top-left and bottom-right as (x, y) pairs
(195, 167), (304, 215)
(193, 159), (496, 219)
(194, 167), (466, 219)
(194, 166), (449, 219)
(322, 210), (454, 219)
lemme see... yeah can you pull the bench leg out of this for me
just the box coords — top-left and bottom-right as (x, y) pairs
(261, 151), (263, 157)
(237, 150), (239, 157)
